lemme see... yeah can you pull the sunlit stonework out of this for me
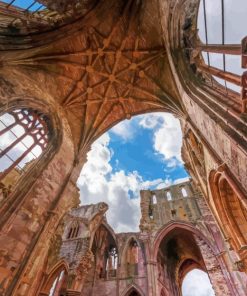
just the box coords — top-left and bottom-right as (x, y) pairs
(0, 0), (247, 295)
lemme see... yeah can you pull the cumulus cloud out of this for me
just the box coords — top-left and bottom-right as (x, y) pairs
(182, 269), (215, 296)
(138, 112), (183, 164)
(138, 114), (163, 129)
(78, 113), (186, 232)
(110, 120), (136, 142)
(78, 133), (163, 233)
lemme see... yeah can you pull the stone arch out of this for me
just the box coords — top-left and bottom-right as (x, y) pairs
(121, 284), (145, 296)
(120, 235), (144, 278)
(0, 93), (77, 296)
(209, 168), (247, 262)
(120, 236), (141, 263)
(90, 218), (117, 248)
(91, 223), (118, 279)
(153, 221), (232, 296)
(39, 260), (69, 296)
(0, 96), (63, 225)
(153, 221), (218, 260)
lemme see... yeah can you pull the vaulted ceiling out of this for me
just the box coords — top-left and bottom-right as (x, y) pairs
(0, 0), (184, 155)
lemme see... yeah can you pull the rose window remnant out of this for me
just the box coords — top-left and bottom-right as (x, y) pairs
(0, 108), (50, 202)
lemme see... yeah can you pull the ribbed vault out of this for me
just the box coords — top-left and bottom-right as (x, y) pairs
(0, 0), (184, 159)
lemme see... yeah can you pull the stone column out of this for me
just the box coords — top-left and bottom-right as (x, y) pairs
(141, 234), (157, 296)
(194, 236), (232, 296)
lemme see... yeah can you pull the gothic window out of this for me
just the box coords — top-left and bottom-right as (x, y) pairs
(106, 246), (118, 278)
(157, 229), (213, 295)
(67, 221), (80, 239)
(181, 187), (188, 198)
(166, 191), (172, 201)
(0, 108), (51, 202)
(92, 225), (118, 279)
(48, 270), (65, 296)
(210, 171), (247, 254)
(152, 194), (157, 204)
(127, 239), (139, 277)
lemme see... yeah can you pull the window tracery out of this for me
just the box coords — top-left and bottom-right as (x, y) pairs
(0, 108), (51, 202)
(92, 225), (118, 279)
(48, 270), (65, 296)
(67, 221), (80, 239)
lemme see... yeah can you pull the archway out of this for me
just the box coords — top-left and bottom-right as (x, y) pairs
(153, 222), (231, 296)
(121, 285), (144, 296)
(209, 169), (247, 260)
(128, 290), (141, 296)
(181, 269), (215, 296)
(91, 224), (118, 280)
(156, 227), (207, 295)
(39, 261), (68, 296)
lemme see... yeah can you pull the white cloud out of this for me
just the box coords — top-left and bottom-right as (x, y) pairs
(78, 113), (186, 232)
(182, 269), (215, 296)
(138, 114), (163, 129)
(110, 119), (136, 141)
(153, 114), (182, 162)
(77, 133), (163, 233)
(138, 113), (183, 165)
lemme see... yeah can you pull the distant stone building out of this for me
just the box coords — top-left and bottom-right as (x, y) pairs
(37, 180), (246, 296)
(0, 0), (247, 295)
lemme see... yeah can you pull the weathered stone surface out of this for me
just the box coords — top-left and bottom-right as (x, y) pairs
(0, 0), (247, 295)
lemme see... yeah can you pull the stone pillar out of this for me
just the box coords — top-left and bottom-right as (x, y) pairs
(141, 235), (157, 296)
(146, 260), (158, 296)
(194, 236), (232, 296)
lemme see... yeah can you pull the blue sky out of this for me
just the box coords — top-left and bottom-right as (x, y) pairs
(3, 0), (244, 294)
(109, 115), (188, 183)
(78, 112), (189, 233)
(1, 0), (45, 11)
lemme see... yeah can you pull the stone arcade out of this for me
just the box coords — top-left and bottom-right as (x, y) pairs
(0, 0), (247, 295)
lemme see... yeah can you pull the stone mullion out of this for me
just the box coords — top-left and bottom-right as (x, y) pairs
(198, 64), (241, 86)
(0, 141), (37, 181)
(0, 124), (34, 158)
(0, 121), (16, 136)
(199, 44), (241, 55)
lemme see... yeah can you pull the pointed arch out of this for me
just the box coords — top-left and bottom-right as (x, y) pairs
(66, 220), (80, 239)
(209, 167), (247, 256)
(39, 260), (69, 295)
(120, 236), (142, 278)
(120, 284), (145, 296)
(91, 223), (118, 279)
(120, 235), (141, 264)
